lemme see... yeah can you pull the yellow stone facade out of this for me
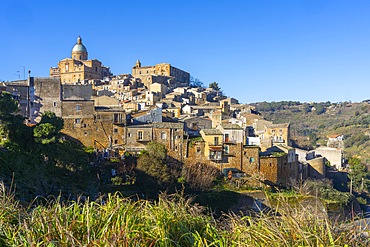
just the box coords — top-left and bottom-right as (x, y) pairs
(50, 36), (111, 84)
(132, 60), (190, 88)
(264, 123), (291, 146)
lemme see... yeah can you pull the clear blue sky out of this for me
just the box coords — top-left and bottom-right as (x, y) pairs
(1, 0), (370, 103)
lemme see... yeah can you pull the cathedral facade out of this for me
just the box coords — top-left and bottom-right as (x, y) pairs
(50, 36), (111, 84)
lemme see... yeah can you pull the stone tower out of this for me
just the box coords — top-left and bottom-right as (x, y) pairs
(135, 59), (141, 68)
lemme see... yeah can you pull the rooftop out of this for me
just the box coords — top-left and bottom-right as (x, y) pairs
(201, 129), (222, 135)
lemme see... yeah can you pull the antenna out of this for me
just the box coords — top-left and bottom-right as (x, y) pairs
(14, 71), (20, 79)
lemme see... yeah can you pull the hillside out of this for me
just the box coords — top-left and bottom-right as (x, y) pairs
(252, 101), (370, 163)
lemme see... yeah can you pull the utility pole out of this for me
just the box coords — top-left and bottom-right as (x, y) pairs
(26, 70), (31, 121)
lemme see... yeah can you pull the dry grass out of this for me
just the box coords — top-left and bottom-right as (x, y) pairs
(0, 182), (368, 246)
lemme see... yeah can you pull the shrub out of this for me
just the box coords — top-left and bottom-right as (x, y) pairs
(182, 162), (220, 191)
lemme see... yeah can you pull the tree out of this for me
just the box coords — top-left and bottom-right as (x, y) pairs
(189, 76), (204, 88)
(209, 81), (220, 91)
(33, 112), (64, 144)
(348, 157), (370, 192)
(313, 103), (325, 115)
(0, 92), (33, 150)
(136, 141), (174, 186)
(0, 92), (18, 117)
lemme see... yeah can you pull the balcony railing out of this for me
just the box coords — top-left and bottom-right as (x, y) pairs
(224, 138), (236, 144)
(272, 137), (285, 143)
(136, 137), (151, 142)
(208, 142), (223, 146)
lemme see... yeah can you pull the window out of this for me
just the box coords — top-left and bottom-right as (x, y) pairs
(65, 64), (69, 71)
(225, 134), (230, 142)
(161, 132), (167, 140)
(214, 137), (219, 145)
(114, 113), (122, 124)
(197, 147), (201, 153)
(53, 101), (57, 107)
(224, 145), (229, 154)
(114, 139), (118, 144)
(210, 151), (222, 160)
(114, 128), (118, 133)
(250, 157), (255, 163)
(137, 131), (143, 140)
(76, 104), (82, 111)
(75, 118), (81, 124)
(128, 133), (132, 137)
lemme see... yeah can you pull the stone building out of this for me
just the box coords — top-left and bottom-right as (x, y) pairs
(62, 101), (126, 152)
(132, 60), (190, 88)
(259, 146), (298, 186)
(314, 146), (343, 170)
(50, 36), (111, 84)
(264, 123), (291, 146)
(125, 122), (184, 160)
(200, 129), (223, 165)
(241, 146), (260, 175)
(180, 116), (212, 136)
(5, 77), (63, 123)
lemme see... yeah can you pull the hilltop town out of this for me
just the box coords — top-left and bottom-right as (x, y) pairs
(1, 36), (347, 189)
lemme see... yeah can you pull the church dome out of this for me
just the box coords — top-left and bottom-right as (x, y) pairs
(72, 36), (87, 53)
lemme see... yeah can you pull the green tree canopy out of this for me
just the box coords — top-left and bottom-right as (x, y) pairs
(209, 81), (220, 91)
(137, 141), (173, 186)
(33, 112), (64, 144)
(0, 92), (18, 116)
(0, 92), (33, 150)
(189, 76), (204, 88)
(348, 157), (370, 192)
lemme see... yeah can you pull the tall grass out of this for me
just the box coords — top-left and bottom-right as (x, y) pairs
(0, 182), (368, 246)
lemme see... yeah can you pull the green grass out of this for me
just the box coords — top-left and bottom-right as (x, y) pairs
(0, 182), (368, 246)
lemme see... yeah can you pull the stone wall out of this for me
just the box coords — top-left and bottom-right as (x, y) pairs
(34, 77), (62, 120)
(241, 146), (260, 174)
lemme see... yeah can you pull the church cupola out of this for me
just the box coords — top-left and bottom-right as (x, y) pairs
(71, 36), (88, 60)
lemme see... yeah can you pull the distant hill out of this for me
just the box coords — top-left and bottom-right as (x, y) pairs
(251, 101), (370, 163)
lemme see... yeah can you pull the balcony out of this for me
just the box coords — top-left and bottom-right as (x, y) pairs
(224, 137), (236, 144)
(208, 142), (223, 147)
(136, 137), (151, 142)
(272, 137), (285, 143)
